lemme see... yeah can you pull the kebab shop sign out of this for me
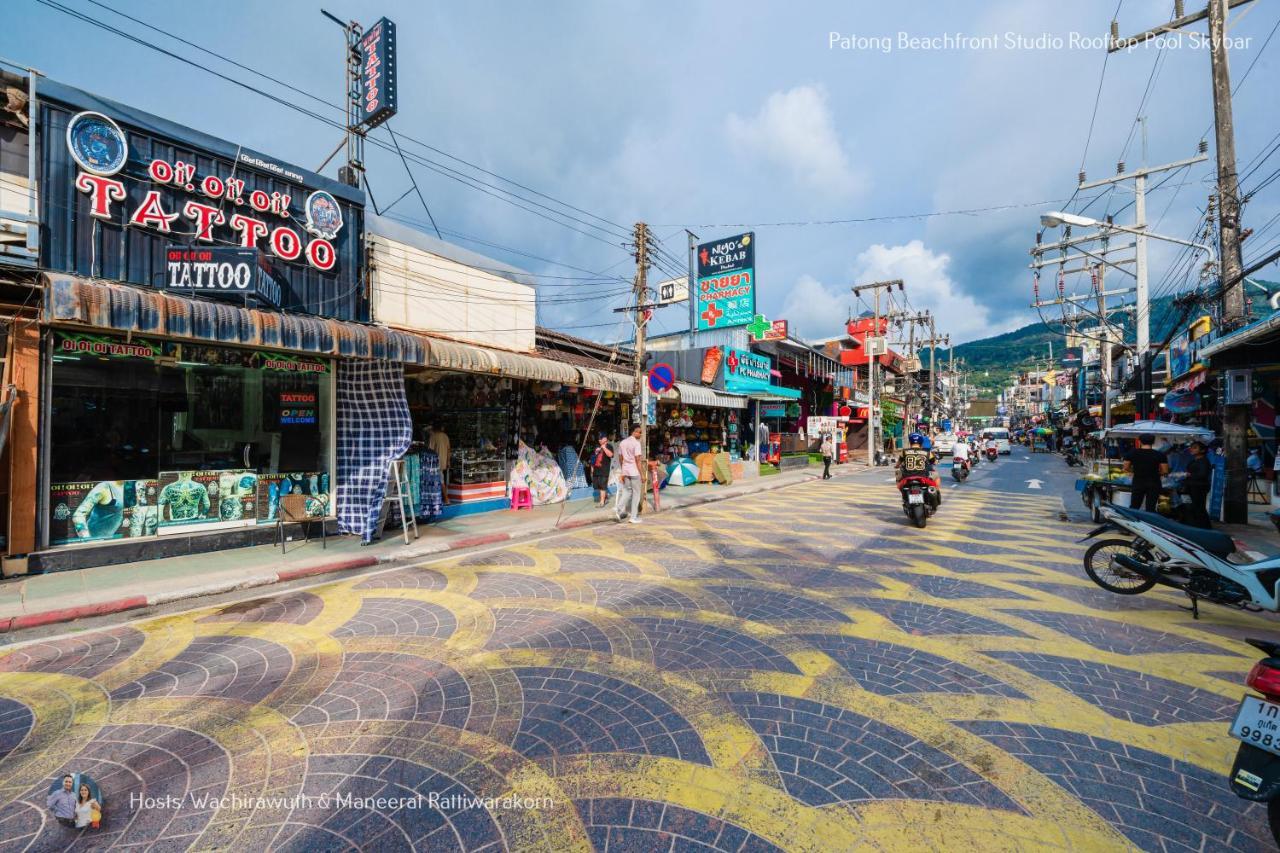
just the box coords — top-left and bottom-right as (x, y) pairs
(73, 158), (341, 271)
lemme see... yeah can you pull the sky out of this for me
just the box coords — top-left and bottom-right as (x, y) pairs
(4, 0), (1279, 345)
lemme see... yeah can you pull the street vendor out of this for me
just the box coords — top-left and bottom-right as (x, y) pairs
(1123, 433), (1169, 513)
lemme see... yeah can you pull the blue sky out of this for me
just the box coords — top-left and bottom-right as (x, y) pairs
(4, 0), (1279, 343)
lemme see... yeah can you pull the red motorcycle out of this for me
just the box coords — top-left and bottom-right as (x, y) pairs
(985, 445), (998, 461)
(898, 474), (940, 528)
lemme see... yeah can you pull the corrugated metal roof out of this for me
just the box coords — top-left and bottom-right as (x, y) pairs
(676, 382), (747, 409)
(44, 274), (424, 362)
(419, 335), (578, 384)
(576, 367), (633, 393)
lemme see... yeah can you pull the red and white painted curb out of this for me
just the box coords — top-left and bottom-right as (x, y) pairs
(0, 466), (853, 635)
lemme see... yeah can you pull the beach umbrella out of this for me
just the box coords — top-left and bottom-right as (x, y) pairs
(666, 458), (699, 486)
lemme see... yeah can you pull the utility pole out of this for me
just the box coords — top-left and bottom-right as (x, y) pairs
(892, 310), (929, 444)
(1077, 149), (1206, 417)
(1111, 0), (1249, 520)
(632, 222), (651, 455)
(1097, 263), (1114, 430)
(319, 10), (365, 187)
(852, 279), (903, 465)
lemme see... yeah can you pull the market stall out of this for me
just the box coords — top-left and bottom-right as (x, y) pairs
(1075, 421), (1214, 522)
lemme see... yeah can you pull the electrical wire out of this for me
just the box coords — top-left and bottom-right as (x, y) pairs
(32, 0), (636, 254)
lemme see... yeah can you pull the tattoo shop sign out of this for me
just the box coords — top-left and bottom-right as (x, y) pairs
(163, 246), (281, 309)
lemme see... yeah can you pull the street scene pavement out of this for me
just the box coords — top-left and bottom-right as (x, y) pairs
(0, 450), (1273, 852)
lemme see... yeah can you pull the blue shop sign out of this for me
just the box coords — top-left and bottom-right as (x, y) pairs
(723, 347), (773, 394)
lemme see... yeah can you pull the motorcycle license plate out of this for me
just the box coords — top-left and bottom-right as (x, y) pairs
(908, 492), (924, 505)
(1229, 695), (1280, 758)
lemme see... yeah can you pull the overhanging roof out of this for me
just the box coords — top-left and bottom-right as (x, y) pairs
(675, 382), (747, 409)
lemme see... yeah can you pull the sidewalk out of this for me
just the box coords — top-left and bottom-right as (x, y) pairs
(0, 461), (869, 637)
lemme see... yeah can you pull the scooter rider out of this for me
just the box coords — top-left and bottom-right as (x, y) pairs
(952, 435), (972, 469)
(897, 433), (936, 482)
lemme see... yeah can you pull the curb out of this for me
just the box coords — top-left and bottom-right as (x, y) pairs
(0, 465), (863, 636)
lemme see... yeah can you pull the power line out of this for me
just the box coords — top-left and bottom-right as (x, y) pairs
(32, 0), (634, 251)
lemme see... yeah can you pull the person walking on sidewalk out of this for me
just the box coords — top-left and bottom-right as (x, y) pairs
(820, 433), (834, 479)
(617, 424), (645, 524)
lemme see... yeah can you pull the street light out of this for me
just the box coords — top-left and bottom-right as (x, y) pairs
(1039, 211), (1216, 262)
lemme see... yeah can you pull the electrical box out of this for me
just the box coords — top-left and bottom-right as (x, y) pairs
(1224, 369), (1253, 406)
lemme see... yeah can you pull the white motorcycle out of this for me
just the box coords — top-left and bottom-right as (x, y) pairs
(1079, 504), (1280, 619)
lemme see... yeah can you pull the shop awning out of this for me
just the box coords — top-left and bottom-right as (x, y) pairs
(675, 382), (748, 409)
(423, 335), (579, 384)
(1199, 311), (1280, 358)
(575, 367), (634, 393)
(44, 274), (428, 362)
(741, 385), (803, 401)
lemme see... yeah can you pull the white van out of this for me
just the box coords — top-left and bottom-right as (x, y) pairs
(981, 427), (1012, 455)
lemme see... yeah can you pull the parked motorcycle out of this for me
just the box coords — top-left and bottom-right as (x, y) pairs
(898, 474), (940, 528)
(951, 457), (970, 482)
(1063, 447), (1082, 467)
(1079, 504), (1280, 619)
(1227, 638), (1280, 844)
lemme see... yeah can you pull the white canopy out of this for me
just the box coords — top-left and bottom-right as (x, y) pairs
(1102, 420), (1214, 441)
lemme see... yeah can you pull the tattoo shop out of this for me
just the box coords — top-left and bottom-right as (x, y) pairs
(9, 78), (388, 569)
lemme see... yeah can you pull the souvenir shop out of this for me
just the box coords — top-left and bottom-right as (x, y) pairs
(399, 355), (631, 518)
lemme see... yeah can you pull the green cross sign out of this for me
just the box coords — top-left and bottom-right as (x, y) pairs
(747, 314), (772, 341)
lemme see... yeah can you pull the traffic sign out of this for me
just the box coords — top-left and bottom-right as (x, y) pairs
(648, 362), (675, 394)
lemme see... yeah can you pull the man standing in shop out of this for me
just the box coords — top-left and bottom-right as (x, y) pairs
(617, 424), (645, 524)
(429, 423), (452, 505)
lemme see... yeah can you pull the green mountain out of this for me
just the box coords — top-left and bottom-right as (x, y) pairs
(935, 279), (1277, 397)
(939, 295), (1182, 396)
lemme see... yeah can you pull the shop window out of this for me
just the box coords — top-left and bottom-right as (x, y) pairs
(48, 332), (332, 546)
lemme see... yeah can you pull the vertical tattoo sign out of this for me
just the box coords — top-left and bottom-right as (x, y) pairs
(358, 18), (398, 129)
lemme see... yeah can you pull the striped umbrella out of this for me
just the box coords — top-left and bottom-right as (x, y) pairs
(666, 458), (699, 486)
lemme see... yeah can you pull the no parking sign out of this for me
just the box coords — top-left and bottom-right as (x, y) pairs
(648, 363), (675, 394)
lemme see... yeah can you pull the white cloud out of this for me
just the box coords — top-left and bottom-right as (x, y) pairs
(850, 240), (1024, 343)
(779, 241), (1024, 344)
(726, 85), (862, 197)
(779, 274), (852, 340)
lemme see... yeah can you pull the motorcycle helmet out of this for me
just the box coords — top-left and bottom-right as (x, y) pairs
(908, 432), (925, 446)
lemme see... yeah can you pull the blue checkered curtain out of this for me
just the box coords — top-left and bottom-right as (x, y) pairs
(335, 359), (412, 541)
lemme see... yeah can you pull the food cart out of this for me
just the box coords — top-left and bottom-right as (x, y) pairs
(1030, 427), (1052, 453)
(1075, 421), (1213, 522)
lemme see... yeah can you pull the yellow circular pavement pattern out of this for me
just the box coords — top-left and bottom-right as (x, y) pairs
(0, 478), (1271, 851)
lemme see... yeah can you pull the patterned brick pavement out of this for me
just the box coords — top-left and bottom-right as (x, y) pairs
(0, 478), (1271, 851)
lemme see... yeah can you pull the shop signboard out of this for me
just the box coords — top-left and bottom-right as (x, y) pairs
(257, 472), (330, 521)
(41, 81), (365, 321)
(655, 276), (689, 306)
(163, 246), (281, 309)
(722, 347), (773, 394)
(358, 18), (398, 130)
(48, 479), (160, 545)
(1210, 453), (1227, 521)
(1170, 331), (1192, 378)
(760, 402), (787, 418)
(156, 469), (258, 527)
(695, 232), (755, 330)
(1163, 389), (1200, 414)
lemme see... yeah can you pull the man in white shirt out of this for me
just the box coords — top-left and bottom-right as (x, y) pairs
(952, 436), (972, 467)
(617, 425), (644, 524)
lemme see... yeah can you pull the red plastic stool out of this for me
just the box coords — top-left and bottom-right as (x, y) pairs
(510, 487), (533, 510)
